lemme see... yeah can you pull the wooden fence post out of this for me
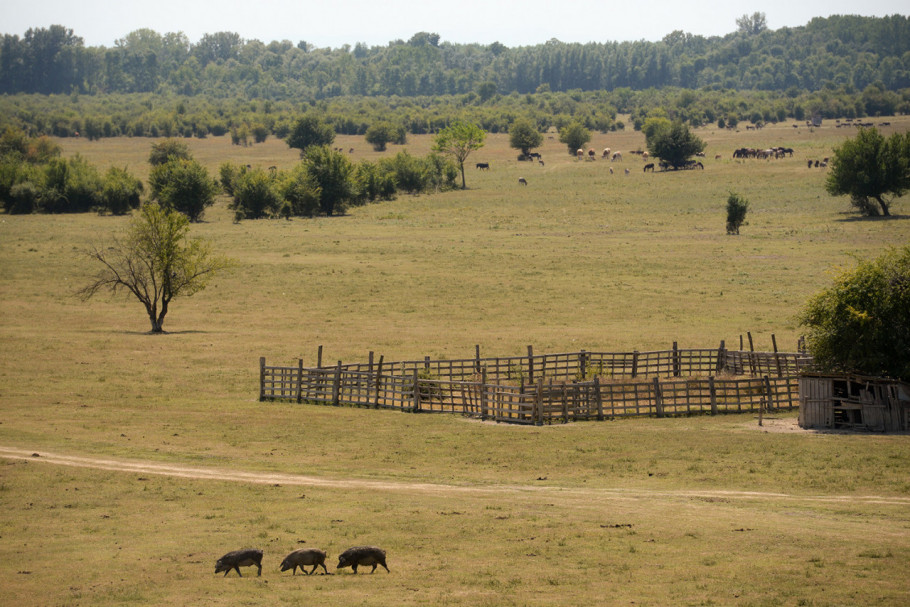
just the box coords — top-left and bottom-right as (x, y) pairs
(653, 377), (664, 417)
(594, 375), (604, 421)
(747, 332), (756, 376)
(481, 367), (488, 420)
(561, 381), (569, 423)
(771, 334), (783, 377)
(475, 344), (481, 374)
(764, 375), (775, 412)
(527, 345), (534, 383)
(296, 358), (304, 403)
(709, 376), (718, 415)
(631, 351), (639, 379)
(374, 355), (384, 408)
(259, 357), (266, 401)
(579, 350), (588, 379)
(317, 345), (323, 369)
(535, 377), (544, 425)
(332, 361), (342, 406)
(412, 369), (421, 413)
(715, 340), (726, 375)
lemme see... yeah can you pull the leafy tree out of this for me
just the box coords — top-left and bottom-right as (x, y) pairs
(799, 245), (910, 379)
(229, 168), (282, 220)
(508, 118), (543, 157)
(302, 145), (353, 215)
(99, 166), (143, 215)
(477, 81), (497, 102)
(78, 202), (228, 333)
(725, 191), (749, 234)
(736, 12), (768, 36)
(42, 154), (103, 213)
(148, 139), (191, 166)
(352, 160), (396, 203)
(432, 120), (485, 189)
(148, 158), (218, 222)
(286, 114), (335, 156)
(0, 126), (30, 159)
(365, 121), (398, 151)
(645, 120), (705, 169)
(281, 164), (321, 217)
(8, 181), (42, 214)
(825, 127), (910, 217)
(558, 121), (590, 155)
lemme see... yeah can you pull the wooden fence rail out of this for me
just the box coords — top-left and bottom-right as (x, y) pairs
(260, 345), (811, 425)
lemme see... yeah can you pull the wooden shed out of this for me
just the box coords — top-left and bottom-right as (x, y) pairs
(799, 373), (910, 432)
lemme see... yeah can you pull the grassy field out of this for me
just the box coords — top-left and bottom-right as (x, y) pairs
(1, 117), (909, 606)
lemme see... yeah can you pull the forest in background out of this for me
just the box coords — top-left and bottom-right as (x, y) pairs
(1, 14), (909, 140)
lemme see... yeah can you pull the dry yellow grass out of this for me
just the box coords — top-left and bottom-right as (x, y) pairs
(1, 117), (909, 606)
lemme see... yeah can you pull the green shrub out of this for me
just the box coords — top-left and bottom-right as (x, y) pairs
(726, 191), (749, 235)
(99, 167), (143, 215)
(229, 168), (281, 220)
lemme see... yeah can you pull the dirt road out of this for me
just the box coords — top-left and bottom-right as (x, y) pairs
(2, 445), (907, 506)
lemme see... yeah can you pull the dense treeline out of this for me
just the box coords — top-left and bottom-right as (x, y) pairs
(0, 16), (908, 142)
(1, 83), (907, 144)
(2, 16), (909, 98)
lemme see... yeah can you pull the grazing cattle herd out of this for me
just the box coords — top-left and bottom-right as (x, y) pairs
(470, 132), (834, 187)
(732, 146), (794, 159)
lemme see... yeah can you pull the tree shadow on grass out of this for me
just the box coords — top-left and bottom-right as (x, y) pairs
(834, 212), (910, 223)
(112, 329), (211, 336)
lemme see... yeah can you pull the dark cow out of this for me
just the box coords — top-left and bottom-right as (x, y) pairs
(215, 549), (263, 577)
(518, 177), (528, 186)
(337, 546), (389, 574)
(475, 162), (490, 170)
(643, 163), (655, 172)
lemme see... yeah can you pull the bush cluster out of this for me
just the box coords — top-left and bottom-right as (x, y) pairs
(222, 146), (458, 221)
(0, 127), (142, 214)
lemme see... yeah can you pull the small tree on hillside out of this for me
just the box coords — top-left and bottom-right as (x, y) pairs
(148, 139), (192, 166)
(365, 121), (403, 152)
(798, 245), (910, 379)
(432, 120), (486, 189)
(286, 114), (335, 157)
(99, 166), (144, 215)
(509, 118), (543, 158)
(559, 121), (590, 155)
(78, 203), (228, 333)
(148, 158), (218, 222)
(303, 145), (354, 215)
(725, 191), (749, 234)
(825, 127), (910, 217)
(646, 120), (705, 169)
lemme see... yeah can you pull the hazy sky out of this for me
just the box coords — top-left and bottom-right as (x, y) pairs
(2, 0), (907, 49)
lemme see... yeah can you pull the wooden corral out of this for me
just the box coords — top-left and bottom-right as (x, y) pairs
(260, 343), (814, 425)
(799, 373), (910, 432)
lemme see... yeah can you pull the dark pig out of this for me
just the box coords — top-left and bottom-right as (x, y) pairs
(215, 548), (263, 577)
(280, 548), (328, 575)
(336, 546), (389, 573)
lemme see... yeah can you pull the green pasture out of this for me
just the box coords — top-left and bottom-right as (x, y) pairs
(1, 118), (909, 606)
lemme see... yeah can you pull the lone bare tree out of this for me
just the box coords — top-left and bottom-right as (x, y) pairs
(78, 203), (228, 333)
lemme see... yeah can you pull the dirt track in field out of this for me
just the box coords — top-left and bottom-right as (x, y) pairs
(2, 445), (908, 506)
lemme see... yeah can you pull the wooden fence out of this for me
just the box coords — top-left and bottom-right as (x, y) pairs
(259, 343), (812, 425)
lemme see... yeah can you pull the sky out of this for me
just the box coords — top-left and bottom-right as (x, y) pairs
(1, 0), (907, 49)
